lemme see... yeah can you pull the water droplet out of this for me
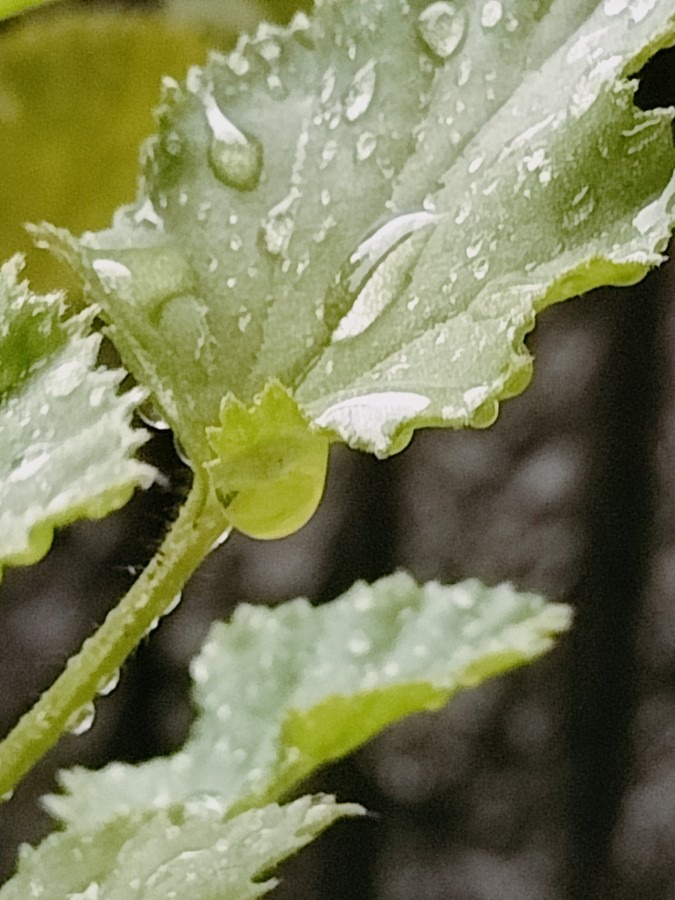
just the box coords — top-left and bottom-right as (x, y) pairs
(88, 245), (193, 311)
(315, 392), (430, 456)
(344, 59), (377, 122)
(563, 187), (596, 230)
(466, 238), (483, 259)
(210, 527), (232, 553)
(481, 0), (503, 28)
(91, 258), (132, 291)
(9, 444), (50, 484)
(68, 882), (100, 900)
(163, 591), (183, 617)
(133, 198), (163, 229)
(66, 701), (96, 736)
(418, 2), (467, 60)
(468, 154), (484, 174)
(355, 130), (377, 161)
(320, 66), (337, 103)
(473, 258), (489, 280)
(138, 401), (170, 431)
(173, 436), (191, 466)
(204, 88), (263, 192)
(96, 670), (120, 697)
(348, 634), (372, 656)
(261, 188), (301, 256)
(329, 212), (437, 341)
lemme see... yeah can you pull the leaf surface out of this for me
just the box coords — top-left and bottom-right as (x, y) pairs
(47, 573), (571, 829)
(0, 257), (154, 578)
(42, 0), (675, 469)
(0, 794), (360, 899)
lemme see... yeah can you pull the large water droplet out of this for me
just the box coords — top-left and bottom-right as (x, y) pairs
(417, 2), (467, 60)
(327, 212), (438, 342)
(344, 60), (377, 122)
(204, 88), (263, 192)
(66, 701), (96, 736)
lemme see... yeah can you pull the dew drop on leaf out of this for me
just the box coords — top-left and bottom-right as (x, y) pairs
(473, 258), (490, 280)
(261, 189), (300, 257)
(343, 59), (377, 122)
(417, 2), (467, 60)
(348, 634), (372, 656)
(355, 130), (377, 161)
(66, 701), (96, 736)
(328, 212), (438, 342)
(481, 0), (503, 28)
(91, 258), (132, 291)
(204, 88), (263, 192)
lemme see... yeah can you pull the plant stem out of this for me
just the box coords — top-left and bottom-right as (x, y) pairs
(0, 477), (229, 800)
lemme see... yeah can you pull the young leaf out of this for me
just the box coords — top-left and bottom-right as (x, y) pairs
(0, 794), (362, 899)
(206, 381), (330, 539)
(0, 257), (154, 579)
(46, 573), (571, 829)
(41, 0), (675, 479)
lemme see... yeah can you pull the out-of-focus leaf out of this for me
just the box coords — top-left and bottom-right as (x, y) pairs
(47, 573), (571, 828)
(0, 256), (154, 579)
(0, 794), (361, 899)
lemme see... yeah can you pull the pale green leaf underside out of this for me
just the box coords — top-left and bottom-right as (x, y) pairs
(43, 0), (675, 461)
(47, 573), (571, 829)
(0, 257), (154, 579)
(0, 794), (361, 900)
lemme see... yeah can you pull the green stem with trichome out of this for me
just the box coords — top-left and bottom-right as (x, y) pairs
(0, 476), (229, 800)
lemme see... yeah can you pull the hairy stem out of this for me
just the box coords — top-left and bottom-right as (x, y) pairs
(0, 477), (229, 800)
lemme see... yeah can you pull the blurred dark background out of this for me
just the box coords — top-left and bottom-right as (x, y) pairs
(1, 1), (674, 897)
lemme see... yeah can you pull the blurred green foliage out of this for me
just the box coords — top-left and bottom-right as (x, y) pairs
(0, 0), (311, 294)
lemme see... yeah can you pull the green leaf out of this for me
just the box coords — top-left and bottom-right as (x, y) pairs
(0, 794), (361, 900)
(206, 381), (329, 539)
(41, 0), (675, 475)
(0, 10), (211, 294)
(46, 573), (571, 829)
(0, 257), (154, 579)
